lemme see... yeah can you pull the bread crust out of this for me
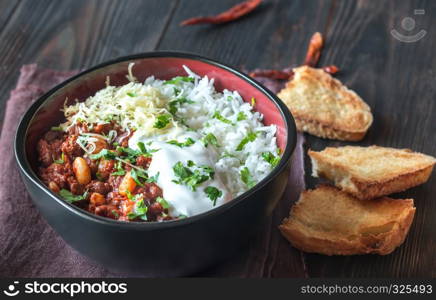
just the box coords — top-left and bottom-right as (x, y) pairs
(279, 185), (416, 255)
(294, 116), (367, 142)
(309, 146), (436, 200)
(349, 165), (434, 200)
(277, 66), (373, 141)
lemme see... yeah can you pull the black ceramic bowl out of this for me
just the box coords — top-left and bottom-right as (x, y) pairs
(15, 52), (296, 276)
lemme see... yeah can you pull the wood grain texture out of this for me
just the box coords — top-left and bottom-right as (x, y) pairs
(158, 0), (334, 70)
(0, 0), (20, 31)
(0, 0), (435, 277)
(304, 0), (436, 277)
(0, 0), (176, 129)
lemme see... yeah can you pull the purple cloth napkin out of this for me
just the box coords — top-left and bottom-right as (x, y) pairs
(0, 65), (304, 277)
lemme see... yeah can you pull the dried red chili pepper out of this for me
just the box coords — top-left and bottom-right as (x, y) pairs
(322, 65), (339, 75)
(180, 0), (262, 26)
(249, 32), (339, 81)
(304, 32), (324, 67)
(249, 69), (294, 80)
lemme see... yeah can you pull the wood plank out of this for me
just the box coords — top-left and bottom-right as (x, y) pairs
(1, 0), (434, 278)
(157, 0), (335, 69)
(157, 0), (334, 277)
(0, 0), (176, 130)
(303, 0), (436, 277)
(0, 0), (21, 33)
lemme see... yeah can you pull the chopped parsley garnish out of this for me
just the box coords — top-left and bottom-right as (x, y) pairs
(51, 126), (63, 131)
(153, 114), (172, 129)
(177, 118), (192, 129)
(118, 146), (141, 157)
(201, 133), (220, 147)
(262, 151), (280, 167)
(125, 190), (134, 200)
(130, 168), (148, 186)
(227, 96), (233, 101)
(173, 161), (192, 179)
(111, 210), (119, 218)
(204, 186), (222, 206)
(53, 153), (65, 164)
(240, 167), (256, 189)
(169, 102), (177, 115)
(172, 161), (214, 191)
(111, 169), (125, 176)
(127, 199), (148, 221)
(111, 161), (126, 176)
(167, 137), (195, 148)
(168, 97), (195, 115)
(126, 92), (137, 97)
(237, 112), (247, 121)
(236, 132), (258, 151)
(251, 97), (256, 106)
(212, 111), (233, 125)
(164, 76), (194, 85)
(116, 143), (158, 161)
(115, 149), (136, 163)
(137, 141), (147, 154)
(156, 197), (170, 209)
(89, 149), (117, 160)
(146, 172), (160, 183)
(59, 189), (87, 203)
(220, 151), (239, 160)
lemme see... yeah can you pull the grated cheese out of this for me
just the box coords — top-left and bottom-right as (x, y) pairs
(60, 79), (179, 137)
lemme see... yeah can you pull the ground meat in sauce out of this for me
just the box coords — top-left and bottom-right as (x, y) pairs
(37, 139), (63, 167)
(136, 156), (151, 169)
(86, 180), (112, 195)
(61, 135), (83, 158)
(97, 159), (115, 180)
(36, 122), (173, 223)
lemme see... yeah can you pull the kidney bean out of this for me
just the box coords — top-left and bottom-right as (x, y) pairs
(97, 159), (115, 180)
(48, 181), (60, 193)
(90, 192), (106, 206)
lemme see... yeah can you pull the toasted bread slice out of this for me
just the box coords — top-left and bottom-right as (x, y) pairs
(277, 66), (373, 141)
(309, 146), (436, 200)
(279, 185), (415, 255)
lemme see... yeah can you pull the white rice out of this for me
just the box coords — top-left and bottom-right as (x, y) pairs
(62, 66), (280, 199)
(143, 67), (279, 196)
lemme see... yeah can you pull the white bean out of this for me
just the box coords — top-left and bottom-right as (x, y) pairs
(73, 157), (91, 185)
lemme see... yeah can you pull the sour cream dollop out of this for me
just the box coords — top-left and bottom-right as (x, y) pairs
(129, 129), (231, 217)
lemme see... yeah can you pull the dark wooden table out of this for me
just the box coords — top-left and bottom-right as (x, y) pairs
(1, 0), (435, 278)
